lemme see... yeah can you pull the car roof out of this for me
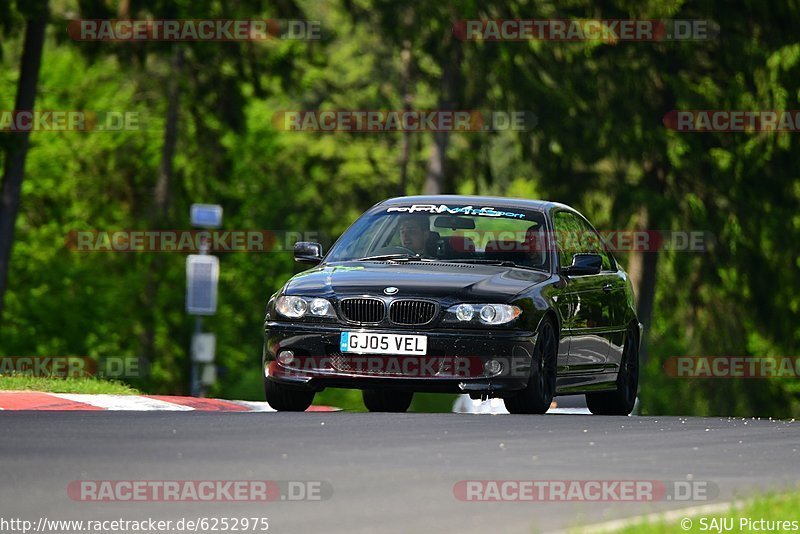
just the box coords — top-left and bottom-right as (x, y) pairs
(377, 195), (570, 213)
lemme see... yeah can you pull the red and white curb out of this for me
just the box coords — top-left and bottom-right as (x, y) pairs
(0, 391), (339, 412)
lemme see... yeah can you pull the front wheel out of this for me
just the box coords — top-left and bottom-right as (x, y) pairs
(264, 379), (315, 412)
(362, 390), (413, 412)
(504, 318), (558, 415)
(586, 326), (639, 415)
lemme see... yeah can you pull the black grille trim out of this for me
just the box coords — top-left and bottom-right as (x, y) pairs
(389, 299), (438, 326)
(330, 354), (451, 376)
(339, 298), (386, 324)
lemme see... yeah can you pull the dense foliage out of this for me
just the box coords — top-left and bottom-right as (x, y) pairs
(1, 0), (798, 415)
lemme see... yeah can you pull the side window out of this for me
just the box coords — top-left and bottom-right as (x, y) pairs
(553, 211), (581, 269)
(552, 211), (613, 271)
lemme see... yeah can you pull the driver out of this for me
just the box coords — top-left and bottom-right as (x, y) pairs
(523, 224), (546, 267)
(397, 216), (433, 255)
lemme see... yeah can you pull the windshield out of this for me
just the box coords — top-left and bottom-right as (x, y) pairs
(325, 204), (550, 271)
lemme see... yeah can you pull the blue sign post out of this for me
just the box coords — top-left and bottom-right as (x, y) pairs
(187, 204), (222, 396)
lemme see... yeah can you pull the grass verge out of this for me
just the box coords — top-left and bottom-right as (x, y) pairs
(0, 375), (140, 395)
(590, 491), (800, 533)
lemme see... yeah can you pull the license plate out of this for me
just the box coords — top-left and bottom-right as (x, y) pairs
(340, 332), (427, 355)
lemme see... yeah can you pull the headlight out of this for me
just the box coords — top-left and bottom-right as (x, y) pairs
(479, 305), (496, 323)
(308, 298), (332, 316)
(479, 304), (521, 325)
(276, 296), (308, 318)
(444, 303), (521, 325)
(275, 296), (336, 319)
(455, 304), (475, 322)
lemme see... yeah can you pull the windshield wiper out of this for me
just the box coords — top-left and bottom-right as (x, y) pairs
(445, 258), (542, 271)
(355, 253), (427, 262)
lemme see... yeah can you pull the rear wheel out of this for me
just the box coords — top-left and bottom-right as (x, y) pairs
(504, 318), (558, 415)
(586, 326), (639, 415)
(264, 378), (315, 412)
(362, 390), (413, 412)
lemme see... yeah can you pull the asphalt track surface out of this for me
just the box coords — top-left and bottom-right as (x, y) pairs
(1, 406), (799, 534)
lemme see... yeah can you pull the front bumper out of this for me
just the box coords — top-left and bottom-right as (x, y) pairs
(263, 322), (536, 395)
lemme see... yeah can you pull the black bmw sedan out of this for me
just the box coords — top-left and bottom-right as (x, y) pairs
(263, 195), (641, 415)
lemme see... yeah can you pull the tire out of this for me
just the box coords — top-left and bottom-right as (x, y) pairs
(264, 378), (315, 412)
(586, 325), (639, 415)
(504, 318), (558, 415)
(362, 389), (413, 412)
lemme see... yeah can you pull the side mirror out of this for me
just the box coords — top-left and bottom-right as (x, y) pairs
(562, 253), (602, 276)
(294, 241), (323, 265)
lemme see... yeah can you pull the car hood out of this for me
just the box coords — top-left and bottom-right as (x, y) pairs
(282, 261), (549, 301)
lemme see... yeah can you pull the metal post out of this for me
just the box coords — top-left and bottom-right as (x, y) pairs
(191, 237), (209, 397)
(187, 204), (222, 397)
(191, 315), (203, 396)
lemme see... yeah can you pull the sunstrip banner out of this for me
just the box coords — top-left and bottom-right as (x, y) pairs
(386, 205), (526, 219)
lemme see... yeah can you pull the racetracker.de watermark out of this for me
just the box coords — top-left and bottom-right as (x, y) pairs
(0, 356), (143, 378)
(453, 479), (718, 502)
(68, 480), (333, 502)
(0, 111), (140, 132)
(664, 356), (800, 378)
(441, 230), (714, 253)
(65, 230), (325, 252)
(271, 110), (536, 132)
(664, 110), (800, 132)
(453, 19), (716, 42)
(269, 355), (487, 379)
(68, 19), (321, 41)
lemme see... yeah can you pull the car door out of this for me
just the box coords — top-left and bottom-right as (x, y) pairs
(603, 263), (629, 372)
(575, 218), (629, 372)
(552, 210), (616, 373)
